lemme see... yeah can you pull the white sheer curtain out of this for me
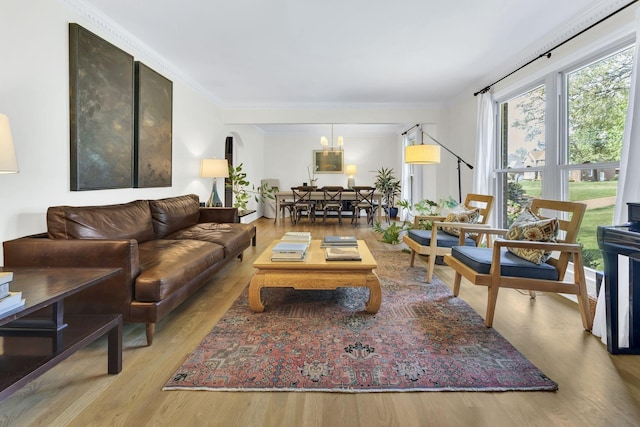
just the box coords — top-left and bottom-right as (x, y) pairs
(401, 128), (422, 220)
(472, 91), (497, 226)
(592, 7), (640, 348)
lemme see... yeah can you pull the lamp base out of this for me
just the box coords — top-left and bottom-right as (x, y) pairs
(347, 177), (355, 189)
(206, 178), (223, 207)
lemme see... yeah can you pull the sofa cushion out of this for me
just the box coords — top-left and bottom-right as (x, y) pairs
(47, 200), (155, 242)
(441, 207), (480, 237)
(407, 229), (475, 248)
(149, 194), (200, 239)
(451, 246), (559, 280)
(166, 223), (253, 257)
(505, 208), (559, 264)
(135, 239), (225, 302)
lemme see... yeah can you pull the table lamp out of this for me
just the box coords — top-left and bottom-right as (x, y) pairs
(0, 114), (19, 174)
(345, 164), (357, 189)
(200, 158), (229, 207)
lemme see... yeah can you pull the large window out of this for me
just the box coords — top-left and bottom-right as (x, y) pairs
(496, 43), (633, 272)
(498, 85), (546, 226)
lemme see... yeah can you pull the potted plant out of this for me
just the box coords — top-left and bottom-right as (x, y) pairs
(374, 167), (401, 218)
(372, 220), (411, 245)
(398, 196), (458, 229)
(307, 164), (318, 187)
(228, 163), (276, 211)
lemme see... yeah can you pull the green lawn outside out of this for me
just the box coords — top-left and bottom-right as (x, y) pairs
(578, 206), (614, 271)
(569, 180), (618, 201)
(519, 179), (617, 201)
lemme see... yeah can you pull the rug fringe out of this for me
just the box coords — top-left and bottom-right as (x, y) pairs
(163, 385), (558, 393)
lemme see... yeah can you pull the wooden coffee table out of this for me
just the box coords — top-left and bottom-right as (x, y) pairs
(249, 240), (381, 313)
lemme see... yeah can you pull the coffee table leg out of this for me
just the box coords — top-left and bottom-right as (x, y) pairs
(249, 274), (266, 312)
(365, 272), (382, 313)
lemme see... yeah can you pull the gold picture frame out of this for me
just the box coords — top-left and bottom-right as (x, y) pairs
(313, 150), (344, 173)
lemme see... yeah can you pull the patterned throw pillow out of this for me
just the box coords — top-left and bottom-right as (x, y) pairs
(505, 208), (559, 264)
(441, 207), (480, 237)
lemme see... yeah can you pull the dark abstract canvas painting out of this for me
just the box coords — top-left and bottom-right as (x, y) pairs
(134, 62), (172, 188)
(69, 23), (134, 191)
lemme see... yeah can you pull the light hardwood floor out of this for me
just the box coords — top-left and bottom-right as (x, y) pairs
(2, 217), (640, 427)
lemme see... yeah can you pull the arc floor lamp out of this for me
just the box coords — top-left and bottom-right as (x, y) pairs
(404, 124), (473, 203)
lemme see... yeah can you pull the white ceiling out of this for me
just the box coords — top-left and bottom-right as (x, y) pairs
(76, 0), (623, 109)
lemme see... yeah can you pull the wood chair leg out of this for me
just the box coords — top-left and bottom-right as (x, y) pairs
(426, 254), (436, 284)
(485, 284), (500, 328)
(409, 250), (416, 267)
(577, 289), (593, 331)
(453, 272), (462, 296)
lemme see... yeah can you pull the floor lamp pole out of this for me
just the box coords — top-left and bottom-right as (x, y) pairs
(421, 130), (474, 204)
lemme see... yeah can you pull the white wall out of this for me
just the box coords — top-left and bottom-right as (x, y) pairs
(0, 0), (237, 262)
(0, 1), (452, 264)
(262, 132), (400, 191)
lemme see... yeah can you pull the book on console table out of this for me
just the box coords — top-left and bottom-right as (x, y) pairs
(325, 246), (362, 261)
(0, 291), (25, 316)
(0, 272), (13, 299)
(321, 236), (358, 247)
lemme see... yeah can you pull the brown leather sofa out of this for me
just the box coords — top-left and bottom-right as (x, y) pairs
(3, 194), (256, 345)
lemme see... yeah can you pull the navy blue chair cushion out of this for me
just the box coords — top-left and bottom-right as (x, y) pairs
(407, 229), (475, 248)
(450, 246), (559, 281)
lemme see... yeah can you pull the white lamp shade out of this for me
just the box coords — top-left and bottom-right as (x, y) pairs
(405, 144), (441, 164)
(0, 114), (19, 173)
(200, 158), (229, 178)
(345, 164), (357, 176)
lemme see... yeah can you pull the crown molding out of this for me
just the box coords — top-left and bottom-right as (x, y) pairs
(58, 0), (225, 106)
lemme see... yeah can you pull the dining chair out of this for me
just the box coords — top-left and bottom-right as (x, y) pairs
(291, 186), (317, 224)
(321, 186), (344, 224)
(443, 198), (591, 330)
(403, 193), (495, 283)
(351, 186), (376, 226)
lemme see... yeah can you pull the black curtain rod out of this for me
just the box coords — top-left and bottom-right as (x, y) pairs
(473, 0), (639, 96)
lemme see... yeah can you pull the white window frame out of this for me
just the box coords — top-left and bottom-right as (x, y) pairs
(492, 35), (635, 296)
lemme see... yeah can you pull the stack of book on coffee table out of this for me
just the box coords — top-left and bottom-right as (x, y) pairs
(321, 236), (361, 261)
(271, 232), (312, 262)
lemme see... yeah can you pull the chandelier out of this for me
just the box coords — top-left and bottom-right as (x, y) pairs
(320, 124), (343, 155)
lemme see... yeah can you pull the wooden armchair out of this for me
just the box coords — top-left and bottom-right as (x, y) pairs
(403, 193), (495, 283)
(443, 198), (592, 330)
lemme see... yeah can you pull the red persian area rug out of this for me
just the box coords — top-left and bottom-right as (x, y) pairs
(163, 250), (557, 392)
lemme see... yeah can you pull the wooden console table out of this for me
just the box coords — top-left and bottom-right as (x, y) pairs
(0, 267), (122, 401)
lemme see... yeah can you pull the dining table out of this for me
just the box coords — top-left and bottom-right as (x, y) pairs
(274, 190), (384, 222)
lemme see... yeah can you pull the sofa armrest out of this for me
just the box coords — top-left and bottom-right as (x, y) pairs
(198, 207), (239, 224)
(3, 236), (141, 319)
(3, 236), (140, 272)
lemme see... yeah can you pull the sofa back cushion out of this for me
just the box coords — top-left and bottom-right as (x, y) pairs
(47, 200), (155, 242)
(149, 194), (200, 239)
